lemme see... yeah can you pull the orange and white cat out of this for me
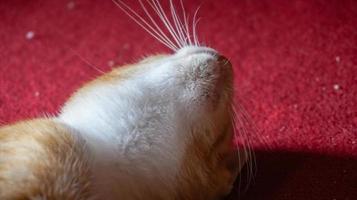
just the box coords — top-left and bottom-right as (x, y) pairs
(0, 1), (250, 199)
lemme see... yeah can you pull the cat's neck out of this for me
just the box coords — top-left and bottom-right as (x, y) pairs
(57, 79), (185, 199)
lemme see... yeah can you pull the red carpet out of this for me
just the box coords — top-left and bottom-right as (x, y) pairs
(1, 0), (356, 199)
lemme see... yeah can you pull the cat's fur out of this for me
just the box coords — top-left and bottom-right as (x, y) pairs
(0, 46), (244, 200)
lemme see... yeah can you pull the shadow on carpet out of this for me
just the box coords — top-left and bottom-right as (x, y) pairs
(227, 150), (357, 200)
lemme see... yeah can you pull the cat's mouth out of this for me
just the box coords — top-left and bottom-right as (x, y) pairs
(172, 46), (233, 111)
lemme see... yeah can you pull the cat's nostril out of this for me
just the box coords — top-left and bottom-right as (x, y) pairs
(217, 55), (231, 68)
(216, 55), (232, 79)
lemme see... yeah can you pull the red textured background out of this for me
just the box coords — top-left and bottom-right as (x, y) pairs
(0, 0), (356, 199)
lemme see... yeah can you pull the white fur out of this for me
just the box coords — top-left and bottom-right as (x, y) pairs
(58, 46), (230, 199)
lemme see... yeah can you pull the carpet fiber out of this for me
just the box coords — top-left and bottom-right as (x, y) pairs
(0, 0), (356, 199)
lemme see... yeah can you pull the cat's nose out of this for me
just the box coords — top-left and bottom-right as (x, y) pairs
(217, 55), (231, 68)
(216, 54), (232, 80)
(176, 46), (232, 81)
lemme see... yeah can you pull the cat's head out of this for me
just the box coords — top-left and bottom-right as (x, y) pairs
(107, 45), (242, 199)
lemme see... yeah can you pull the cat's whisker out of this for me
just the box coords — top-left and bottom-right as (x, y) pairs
(231, 116), (245, 194)
(192, 6), (201, 46)
(235, 106), (256, 177)
(232, 88), (267, 147)
(113, 0), (179, 51)
(68, 47), (106, 75)
(183, 16), (192, 45)
(114, 0), (202, 50)
(149, 0), (183, 48)
(138, 0), (178, 50)
(169, 0), (186, 46)
(143, 0), (180, 48)
(241, 126), (255, 189)
(193, 18), (201, 46)
(179, 0), (192, 45)
(232, 103), (256, 192)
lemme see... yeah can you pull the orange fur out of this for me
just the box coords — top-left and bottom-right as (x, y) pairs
(0, 119), (92, 200)
(64, 54), (168, 107)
